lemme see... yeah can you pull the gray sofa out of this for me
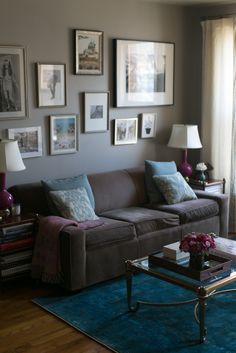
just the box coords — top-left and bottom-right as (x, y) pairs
(9, 166), (229, 291)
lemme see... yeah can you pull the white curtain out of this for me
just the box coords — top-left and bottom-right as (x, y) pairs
(201, 17), (236, 232)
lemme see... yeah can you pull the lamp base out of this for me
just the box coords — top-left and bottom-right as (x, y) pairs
(0, 189), (13, 210)
(178, 150), (193, 178)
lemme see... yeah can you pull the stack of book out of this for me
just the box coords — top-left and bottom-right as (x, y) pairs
(163, 241), (190, 262)
(0, 220), (35, 281)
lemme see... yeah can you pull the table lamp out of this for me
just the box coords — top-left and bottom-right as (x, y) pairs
(168, 124), (202, 177)
(0, 139), (25, 211)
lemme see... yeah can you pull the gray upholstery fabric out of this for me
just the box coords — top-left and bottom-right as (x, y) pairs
(153, 198), (219, 224)
(100, 207), (179, 236)
(85, 217), (136, 249)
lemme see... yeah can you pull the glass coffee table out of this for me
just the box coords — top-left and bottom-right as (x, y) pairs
(125, 254), (236, 343)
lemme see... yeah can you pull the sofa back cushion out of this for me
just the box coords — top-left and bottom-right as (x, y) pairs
(88, 167), (146, 214)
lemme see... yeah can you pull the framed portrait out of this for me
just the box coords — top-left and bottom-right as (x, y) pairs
(140, 113), (157, 138)
(114, 39), (174, 107)
(75, 29), (103, 75)
(8, 126), (42, 158)
(50, 114), (77, 155)
(84, 92), (109, 133)
(114, 118), (138, 145)
(36, 63), (66, 107)
(0, 46), (27, 119)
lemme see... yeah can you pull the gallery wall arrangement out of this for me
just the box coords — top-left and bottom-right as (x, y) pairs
(0, 27), (174, 160)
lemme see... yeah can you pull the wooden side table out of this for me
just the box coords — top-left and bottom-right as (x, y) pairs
(188, 178), (225, 194)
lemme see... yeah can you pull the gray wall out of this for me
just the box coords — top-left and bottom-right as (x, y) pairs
(0, 0), (192, 187)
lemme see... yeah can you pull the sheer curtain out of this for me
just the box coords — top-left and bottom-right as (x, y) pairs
(201, 18), (236, 232)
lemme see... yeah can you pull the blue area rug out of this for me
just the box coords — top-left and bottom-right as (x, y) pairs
(33, 274), (236, 353)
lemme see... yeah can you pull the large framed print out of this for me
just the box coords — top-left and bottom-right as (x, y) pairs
(75, 29), (103, 75)
(50, 114), (77, 155)
(114, 118), (138, 145)
(0, 46), (27, 119)
(8, 126), (42, 158)
(114, 39), (174, 107)
(36, 63), (66, 107)
(84, 92), (109, 133)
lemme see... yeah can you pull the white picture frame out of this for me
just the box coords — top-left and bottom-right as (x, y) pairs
(50, 114), (77, 155)
(114, 118), (138, 145)
(114, 39), (174, 107)
(8, 126), (42, 158)
(141, 113), (157, 138)
(84, 92), (109, 133)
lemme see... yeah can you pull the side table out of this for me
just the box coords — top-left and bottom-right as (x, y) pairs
(188, 178), (225, 194)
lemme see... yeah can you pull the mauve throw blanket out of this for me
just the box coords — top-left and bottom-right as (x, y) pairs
(31, 216), (103, 284)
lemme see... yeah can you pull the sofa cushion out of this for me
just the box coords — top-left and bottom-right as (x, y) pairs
(145, 160), (177, 204)
(154, 198), (219, 224)
(41, 174), (95, 214)
(100, 207), (179, 236)
(153, 172), (197, 204)
(86, 217), (136, 249)
(49, 187), (99, 222)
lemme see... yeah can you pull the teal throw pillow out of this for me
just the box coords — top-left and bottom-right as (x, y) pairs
(153, 172), (197, 205)
(145, 160), (177, 204)
(41, 174), (95, 214)
(49, 187), (99, 222)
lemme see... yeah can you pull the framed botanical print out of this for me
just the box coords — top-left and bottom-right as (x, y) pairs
(36, 63), (66, 107)
(114, 39), (174, 107)
(140, 113), (157, 138)
(114, 118), (138, 145)
(50, 114), (77, 155)
(8, 126), (42, 158)
(75, 29), (103, 75)
(0, 46), (27, 119)
(84, 92), (109, 133)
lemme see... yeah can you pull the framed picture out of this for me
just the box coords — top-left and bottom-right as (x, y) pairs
(75, 29), (103, 75)
(8, 126), (42, 158)
(36, 63), (66, 107)
(114, 118), (138, 145)
(84, 92), (109, 133)
(50, 114), (77, 155)
(114, 39), (174, 107)
(0, 46), (27, 119)
(140, 113), (157, 138)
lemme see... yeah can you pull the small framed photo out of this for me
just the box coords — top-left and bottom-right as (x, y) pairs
(75, 29), (103, 75)
(141, 113), (157, 138)
(36, 63), (66, 107)
(50, 114), (77, 155)
(84, 92), (109, 133)
(114, 39), (174, 107)
(8, 126), (42, 158)
(0, 46), (27, 119)
(114, 118), (138, 145)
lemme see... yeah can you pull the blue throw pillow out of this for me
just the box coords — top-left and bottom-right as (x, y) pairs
(145, 160), (177, 204)
(41, 174), (95, 214)
(49, 187), (99, 222)
(153, 172), (197, 205)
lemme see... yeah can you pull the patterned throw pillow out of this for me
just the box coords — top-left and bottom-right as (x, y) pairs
(49, 187), (99, 222)
(153, 172), (197, 205)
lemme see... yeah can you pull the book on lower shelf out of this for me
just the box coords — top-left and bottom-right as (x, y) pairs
(163, 241), (190, 261)
(0, 263), (31, 278)
(210, 237), (236, 262)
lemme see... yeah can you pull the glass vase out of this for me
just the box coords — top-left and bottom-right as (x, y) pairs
(189, 252), (205, 271)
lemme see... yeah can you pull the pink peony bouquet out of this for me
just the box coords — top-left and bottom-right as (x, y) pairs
(179, 232), (216, 255)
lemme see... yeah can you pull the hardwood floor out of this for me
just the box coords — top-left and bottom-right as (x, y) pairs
(0, 280), (111, 353)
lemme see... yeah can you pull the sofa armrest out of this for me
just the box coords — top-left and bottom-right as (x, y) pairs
(195, 191), (229, 237)
(60, 226), (86, 291)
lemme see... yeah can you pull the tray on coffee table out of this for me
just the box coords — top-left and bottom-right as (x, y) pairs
(148, 252), (232, 281)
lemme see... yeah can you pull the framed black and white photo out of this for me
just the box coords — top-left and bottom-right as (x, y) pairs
(114, 39), (174, 107)
(84, 92), (109, 133)
(75, 29), (103, 75)
(114, 118), (138, 145)
(141, 113), (157, 138)
(50, 114), (77, 155)
(36, 63), (66, 107)
(0, 46), (27, 119)
(8, 126), (42, 158)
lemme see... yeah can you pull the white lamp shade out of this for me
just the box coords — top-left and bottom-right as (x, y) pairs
(168, 124), (202, 149)
(0, 139), (25, 172)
